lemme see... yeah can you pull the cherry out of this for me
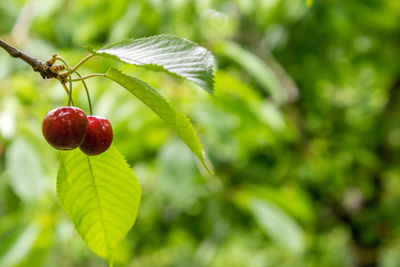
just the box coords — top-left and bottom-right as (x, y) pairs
(42, 106), (88, 150)
(79, 116), (113, 156)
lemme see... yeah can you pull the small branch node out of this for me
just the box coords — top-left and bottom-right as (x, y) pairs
(49, 65), (66, 74)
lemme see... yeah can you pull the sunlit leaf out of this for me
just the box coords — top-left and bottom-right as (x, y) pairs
(157, 139), (199, 211)
(0, 223), (39, 267)
(250, 198), (304, 253)
(6, 138), (46, 202)
(217, 42), (286, 104)
(57, 145), (141, 262)
(90, 34), (215, 94)
(243, 185), (315, 225)
(106, 67), (213, 173)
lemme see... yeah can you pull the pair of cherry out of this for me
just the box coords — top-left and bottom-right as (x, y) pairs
(42, 106), (113, 155)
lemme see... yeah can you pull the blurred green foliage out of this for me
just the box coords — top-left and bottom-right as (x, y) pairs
(1, 0), (400, 266)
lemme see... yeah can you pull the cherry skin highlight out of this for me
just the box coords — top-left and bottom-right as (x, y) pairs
(79, 116), (113, 156)
(42, 107), (88, 150)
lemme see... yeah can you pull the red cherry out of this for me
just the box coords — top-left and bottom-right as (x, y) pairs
(79, 116), (113, 156)
(42, 107), (88, 150)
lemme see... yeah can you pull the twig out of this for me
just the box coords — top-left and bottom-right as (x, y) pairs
(0, 38), (57, 79)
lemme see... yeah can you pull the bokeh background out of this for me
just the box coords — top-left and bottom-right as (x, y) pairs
(1, 0), (400, 266)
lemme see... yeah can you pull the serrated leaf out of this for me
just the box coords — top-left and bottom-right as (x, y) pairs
(89, 34), (215, 94)
(106, 67), (213, 173)
(57, 145), (141, 261)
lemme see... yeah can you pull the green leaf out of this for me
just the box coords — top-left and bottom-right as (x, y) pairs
(157, 139), (199, 211)
(0, 223), (39, 267)
(250, 198), (304, 253)
(57, 145), (141, 262)
(217, 42), (286, 104)
(241, 185), (315, 225)
(106, 67), (213, 173)
(6, 138), (46, 202)
(89, 34), (215, 94)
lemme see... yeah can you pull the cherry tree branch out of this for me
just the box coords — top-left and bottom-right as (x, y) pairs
(0, 38), (58, 79)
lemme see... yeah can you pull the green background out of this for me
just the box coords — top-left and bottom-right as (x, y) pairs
(1, 0), (400, 266)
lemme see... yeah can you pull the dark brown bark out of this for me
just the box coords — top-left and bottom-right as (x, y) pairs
(0, 39), (58, 79)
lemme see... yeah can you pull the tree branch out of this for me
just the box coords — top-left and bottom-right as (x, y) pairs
(0, 38), (58, 79)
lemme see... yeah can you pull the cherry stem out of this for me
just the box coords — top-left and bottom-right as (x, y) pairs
(60, 82), (74, 105)
(75, 71), (93, 115)
(67, 73), (106, 82)
(60, 54), (94, 77)
(55, 56), (73, 105)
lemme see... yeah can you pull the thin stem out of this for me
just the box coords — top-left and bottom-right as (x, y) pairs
(60, 82), (74, 105)
(76, 71), (93, 115)
(71, 54), (94, 73)
(55, 56), (73, 105)
(67, 73), (106, 82)
(60, 54), (94, 77)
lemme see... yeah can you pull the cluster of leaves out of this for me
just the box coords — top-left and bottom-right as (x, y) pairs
(58, 34), (216, 265)
(1, 0), (400, 267)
